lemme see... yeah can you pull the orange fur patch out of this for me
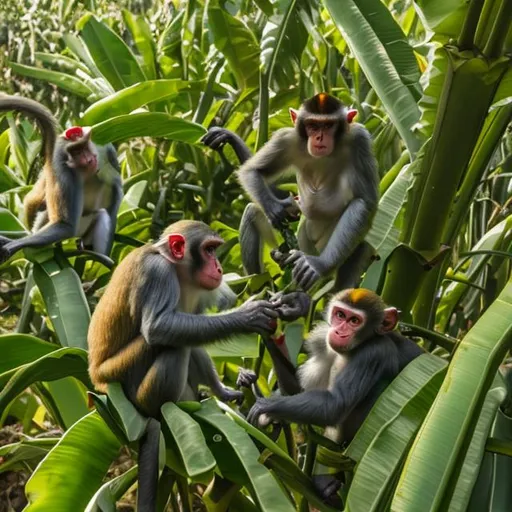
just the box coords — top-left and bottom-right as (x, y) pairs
(349, 288), (370, 303)
(318, 93), (327, 111)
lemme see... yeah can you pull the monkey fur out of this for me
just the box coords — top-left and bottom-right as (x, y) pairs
(0, 94), (122, 263)
(202, 93), (378, 292)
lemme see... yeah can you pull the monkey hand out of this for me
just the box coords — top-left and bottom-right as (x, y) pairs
(284, 251), (326, 291)
(247, 398), (276, 428)
(270, 291), (311, 321)
(237, 298), (279, 336)
(218, 387), (245, 406)
(266, 195), (299, 229)
(201, 127), (234, 152)
(236, 368), (258, 389)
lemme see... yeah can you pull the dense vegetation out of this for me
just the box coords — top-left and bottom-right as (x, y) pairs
(0, 0), (511, 510)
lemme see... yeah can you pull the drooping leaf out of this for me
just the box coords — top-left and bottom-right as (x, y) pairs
(161, 402), (216, 477)
(0, 348), (90, 411)
(24, 411), (121, 512)
(207, 0), (260, 90)
(324, 0), (422, 154)
(0, 334), (57, 375)
(122, 9), (157, 80)
(85, 466), (138, 512)
(0, 438), (57, 474)
(77, 14), (146, 90)
(0, 207), (27, 235)
(32, 258), (91, 349)
(448, 377), (507, 511)
(91, 113), (206, 145)
(392, 278), (512, 510)
(191, 399), (295, 511)
(82, 79), (195, 125)
(9, 62), (94, 99)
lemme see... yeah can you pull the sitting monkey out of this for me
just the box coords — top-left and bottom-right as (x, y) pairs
(248, 288), (424, 503)
(87, 220), (282, 512)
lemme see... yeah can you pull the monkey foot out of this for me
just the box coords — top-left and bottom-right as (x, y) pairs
(219, 388), (245, 405)
(236, 368), (258, 388)
(312, 475), (343, 508)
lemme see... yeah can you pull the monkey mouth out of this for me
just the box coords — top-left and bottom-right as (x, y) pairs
(200, 273), (222, 289)
(329, 335), (351, 348)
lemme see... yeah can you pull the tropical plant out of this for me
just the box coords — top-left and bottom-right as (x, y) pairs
(0, 0), (511, 510)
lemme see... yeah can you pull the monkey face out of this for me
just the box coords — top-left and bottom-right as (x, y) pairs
(196, 239), (224, 290)
(304, 120), (337, 158)
(65, 127), (99, 174)
(67, 146), (98, 174)
(327, 303), (365, 352)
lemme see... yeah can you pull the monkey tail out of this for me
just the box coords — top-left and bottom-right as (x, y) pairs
(0, 95), (58, 169)
(137, 417), (160, 512)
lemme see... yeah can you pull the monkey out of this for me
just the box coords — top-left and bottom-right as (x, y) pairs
(0, 95), (123, 264)
(202, 93), (378, 292)
(246, 288), (424, 503)
(87, 220), (282, 512)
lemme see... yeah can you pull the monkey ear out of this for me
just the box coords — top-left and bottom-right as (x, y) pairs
(347, 109), (358, 123)
(82, 127), (92, 140)
(289, 108), (298, 125)
(168, 234), (186, 260)
(378, 307), (398, 333)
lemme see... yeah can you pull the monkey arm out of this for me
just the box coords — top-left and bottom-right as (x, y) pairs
(202, 127), (253, 164)
(225, 131), (252, 164)
(236, 129), (297, 227)
(249, 338), (398, 427)
(136, 254), (276, 347)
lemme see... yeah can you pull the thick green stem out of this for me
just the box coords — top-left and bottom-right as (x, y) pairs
(379, 150), (411, 195)
(458, 0), (486, 50)
(256, 72), (269, 150)
(193, 58), (225, 124)
(443, 104), (512, 244)
(380, 247), (428, 320)
(412, 264), (444, 328)
(483, 0), (512, 58)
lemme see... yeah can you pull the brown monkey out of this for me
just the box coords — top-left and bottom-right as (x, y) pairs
(202, 93), (378, 291)
(87, 220), (280, 512)
(0, 95), (122, 263)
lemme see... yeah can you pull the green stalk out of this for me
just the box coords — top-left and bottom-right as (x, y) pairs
(380, 247), (427, 321)
(379, 150), (410, 195)
(193, 58), (225, 125)
(410, 54), (506, 252)
(411, 264), (444, 328)
(485, 437), (512, 457)
(458, 0), (486, 50)
(483, 0), (512, 58)
(256, 72), (270, 150)
(443, 104), (512, 244)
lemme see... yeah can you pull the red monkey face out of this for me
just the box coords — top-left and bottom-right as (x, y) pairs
(328, 304), (365, 352)
(197, 239), (224, 290)
(304, 120), (337, 158)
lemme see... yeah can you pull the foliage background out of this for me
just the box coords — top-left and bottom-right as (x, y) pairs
(0, 0), (511, 511)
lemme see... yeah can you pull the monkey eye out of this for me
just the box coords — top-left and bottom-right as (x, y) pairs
(350, 317), (361, 325)
(204, 245), (216, 255)
(336, 310), (345, 319)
